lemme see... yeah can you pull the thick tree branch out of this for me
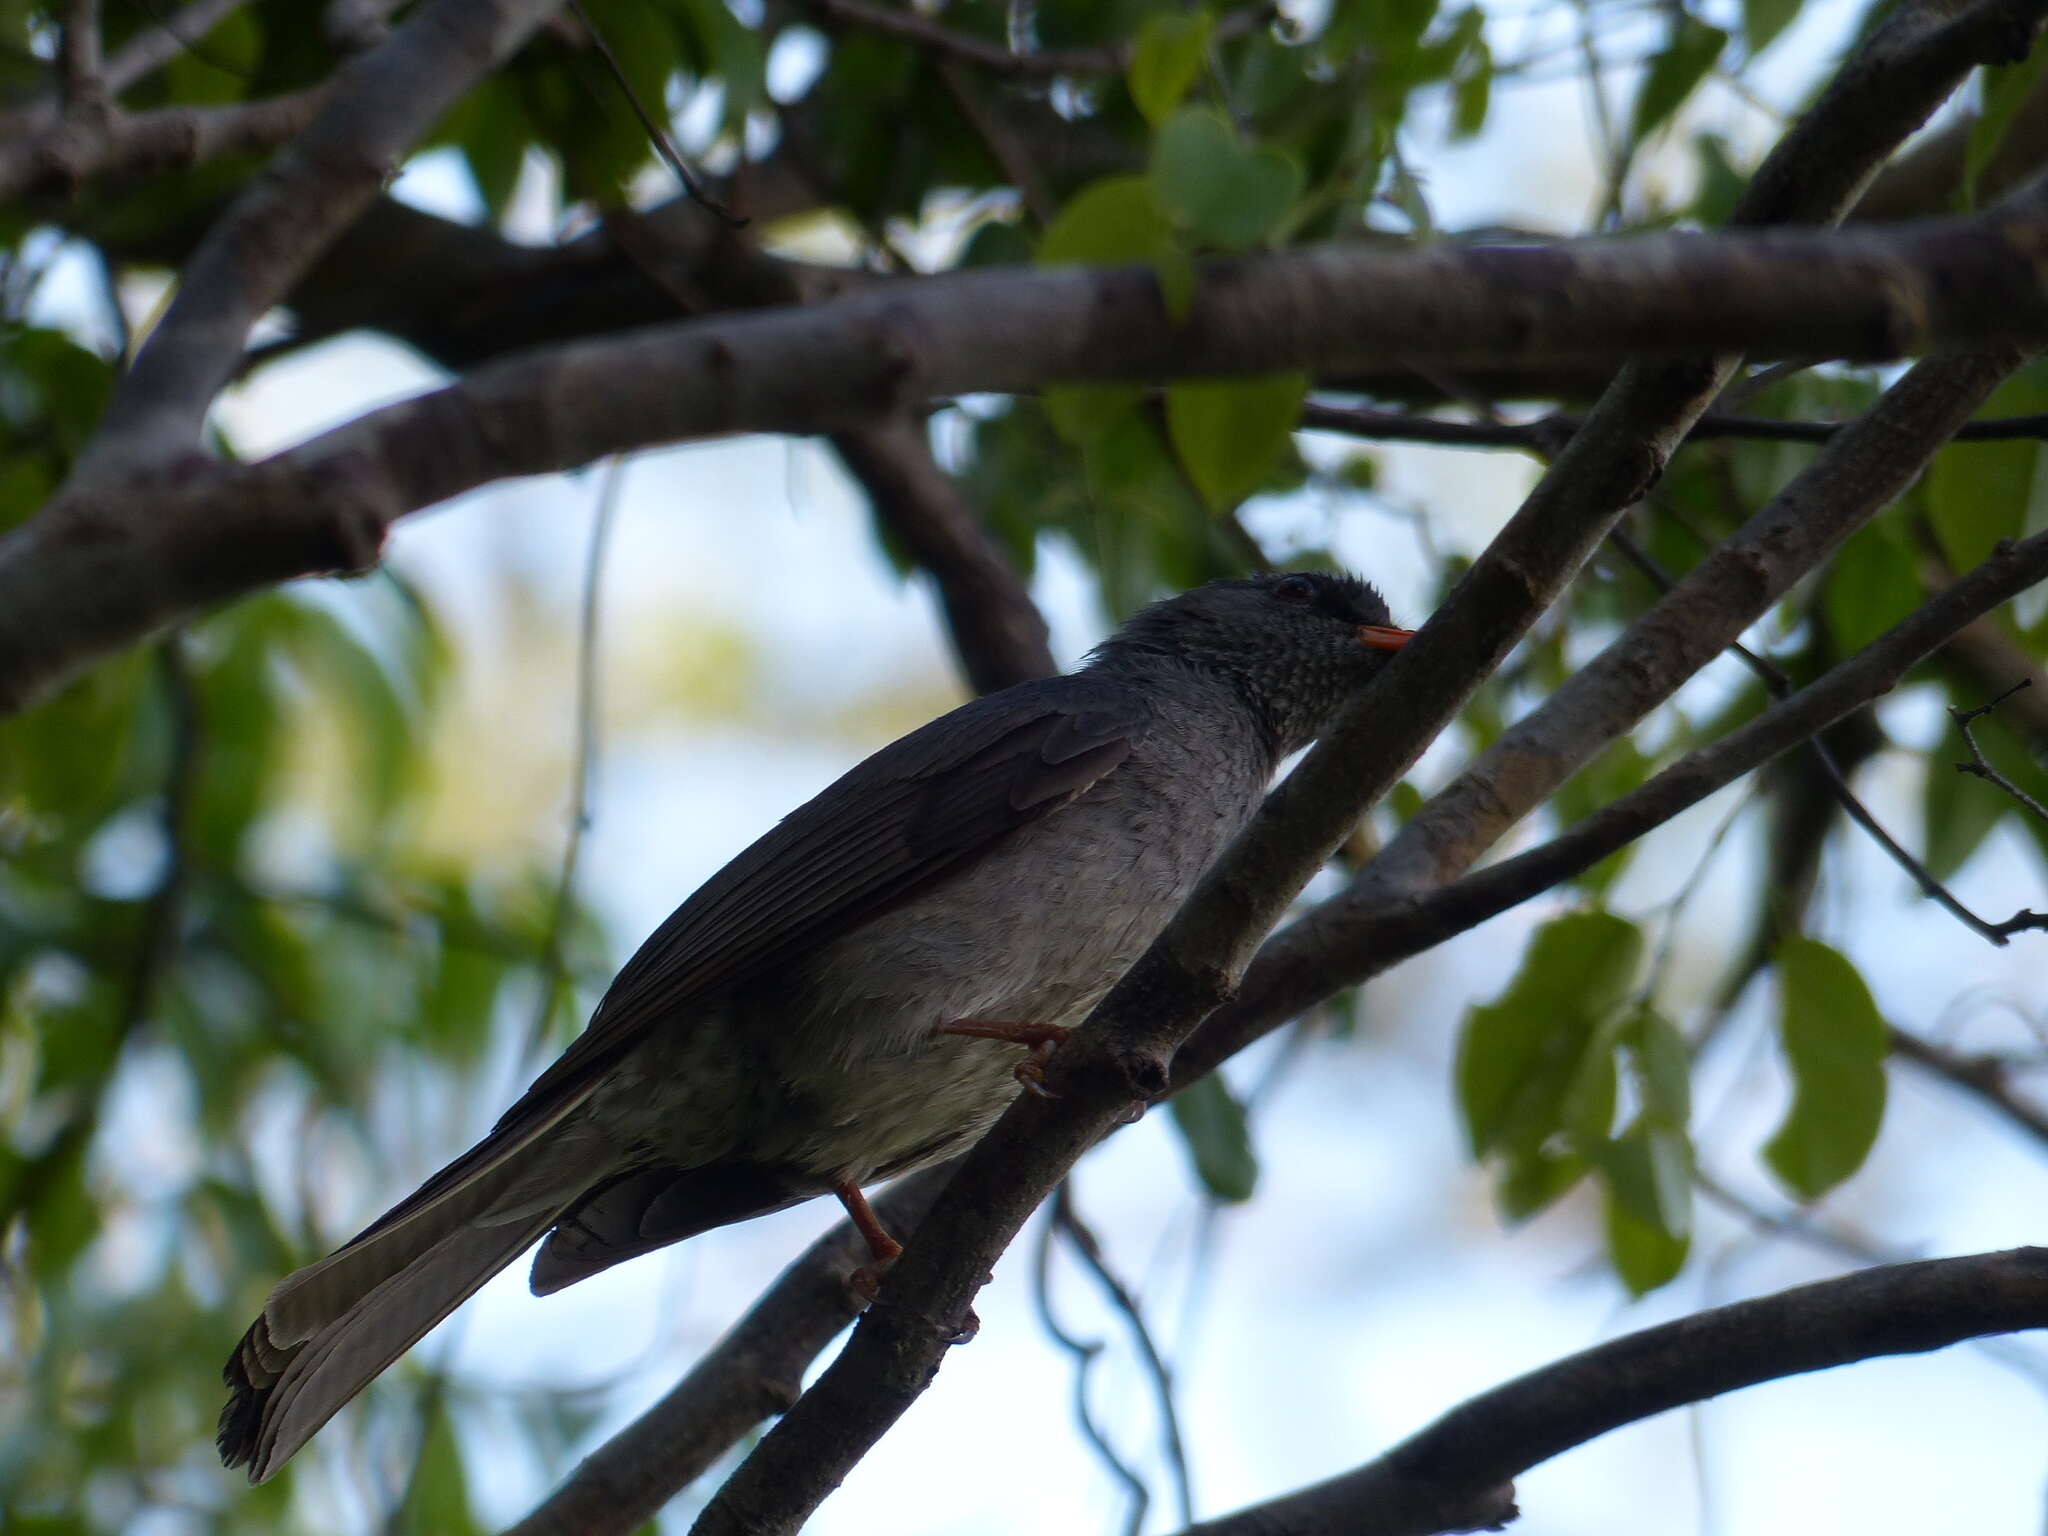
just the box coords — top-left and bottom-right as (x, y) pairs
(13, 206), (2048, 718)
(82, 0), (566, 471)
(1174, 1249), (2048, 1536)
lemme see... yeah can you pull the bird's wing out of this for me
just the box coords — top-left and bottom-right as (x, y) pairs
(350, 677), (1147, 1241)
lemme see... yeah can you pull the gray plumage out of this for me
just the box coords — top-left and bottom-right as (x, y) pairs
(218, 571), (1406, 1480)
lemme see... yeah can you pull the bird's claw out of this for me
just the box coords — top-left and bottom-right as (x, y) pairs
(1014, 1044), (1061, 1099)
(848, 1259), (893, 1304)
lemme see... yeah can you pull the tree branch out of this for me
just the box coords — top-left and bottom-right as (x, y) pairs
(14, 204), (2048, 718)
(677, 16), (2033, 1526)
(1888, 1024), (2048, 1152)
(1174, 528), (2048, 1088)
(829, 418), (1055, 694)
(1349, 345), (2030, 914)
(1951, 680), (2048, 822)
(1173, 1249), (2048, 1536)
(104, 0), (250, 94)
(799, 0), (1271, 79)
(500, 1166), (955, 1536)
(81, 0), (567, 472)
(494, 517), (2048, 1536)
(1301, 401), (2048, 450)
(0, 86), (331, 203)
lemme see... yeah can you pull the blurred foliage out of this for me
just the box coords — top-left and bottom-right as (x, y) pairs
(0, 0), (2046, 1529)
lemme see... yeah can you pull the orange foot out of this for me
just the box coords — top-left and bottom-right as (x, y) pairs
(934, 1019), (1074, 1099)
(834, 1177), (903, 1303)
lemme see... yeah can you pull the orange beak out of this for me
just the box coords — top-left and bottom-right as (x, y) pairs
(1357, 624), (1414, 653)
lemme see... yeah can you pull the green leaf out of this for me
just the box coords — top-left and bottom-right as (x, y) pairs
(1923, 741), (2008, 881)
(1456, 911), (1643, 1162)
(1165, 372), (1308, 510)
(1926, 370), (2048, 570)
(1149, 110), (1304, 251)
(1824, 520), (1922, 656)
(1497, 1147), (1587, 1221)
(1038, 174), (1194, 318)
(1628, 1006), (1692, 1129)
(1691, 132), (1748, 227)
(1965, 48), (2048, 208)
(399, 1396), (482, 1536)
(1168, 1073), (1259, 1202)
(1043, 383), (1145, 447)
(1551, 736), (1652, 894)
(1129, 9), (1214, 128)
(1450, 30), (1493, 140)
(1762, 938), (1889, 1200)
(1603, 1166), (1690, 1296)
(1742, 0), (1804, 58)
(1598, 1120), (1692, 1235)
(1629, 18), (1729, 143)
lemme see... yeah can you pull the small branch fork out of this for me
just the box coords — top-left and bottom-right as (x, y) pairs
(1607, 525), (2045, 947)
(1952, 679), (2048, 825)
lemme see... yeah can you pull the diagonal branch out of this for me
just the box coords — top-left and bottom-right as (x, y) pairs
(496, 519), (2048, 1536)
(1175, 527), (2048, 1087)
(1172, 1249), (2048, 1536)
(830, 418), (1055, 694)
(680, 21), (2040, 1530)
(81, 0), (566, 473)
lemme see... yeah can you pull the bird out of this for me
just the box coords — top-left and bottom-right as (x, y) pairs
(217, 570), (1412, 1481)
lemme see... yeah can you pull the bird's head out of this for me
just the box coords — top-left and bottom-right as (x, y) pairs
(1089, 571), (1413, 757)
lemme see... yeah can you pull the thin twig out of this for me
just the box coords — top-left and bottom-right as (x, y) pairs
(1951, 680), (2048, 822)
(1032, 1193), (1152, 1536)
(802, 0), (1271, 79)
(522, 456), (625, 1067)
(113, 0), (252, 85)
(563, 0), (742, 225)
(1300, 401), (2048, 451)
(1608, 525), (2040, 947)
(1053, 1182), (1196, 1529)
(1888, 1024), (2048, 1151)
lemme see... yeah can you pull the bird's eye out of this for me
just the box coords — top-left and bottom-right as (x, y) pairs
(1274, 575), (1315, 604)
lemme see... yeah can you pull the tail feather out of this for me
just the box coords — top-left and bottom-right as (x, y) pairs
(219, 1125), (602, 1483)
(220, 1202), (569, 1481)
(221, 1208), (563, 1481)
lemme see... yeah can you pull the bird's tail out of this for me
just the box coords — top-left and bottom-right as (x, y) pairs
(219, 1122), (596, 1483)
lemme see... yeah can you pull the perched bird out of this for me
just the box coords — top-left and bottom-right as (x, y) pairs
(218, 571), (1412, 1481)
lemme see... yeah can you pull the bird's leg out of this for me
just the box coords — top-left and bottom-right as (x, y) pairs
(932, 1018), (1074, 1098)
(836, 1177), (904, 1301)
